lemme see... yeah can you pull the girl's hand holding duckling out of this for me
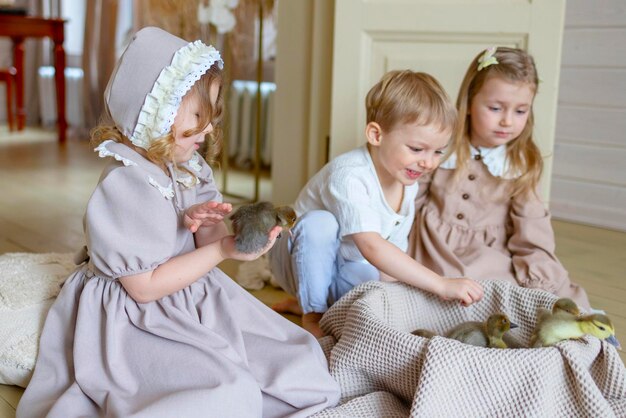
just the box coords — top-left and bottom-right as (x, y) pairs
(219, 225), (283, 262)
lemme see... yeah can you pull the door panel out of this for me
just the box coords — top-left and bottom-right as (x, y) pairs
(330, 0), (566, 199)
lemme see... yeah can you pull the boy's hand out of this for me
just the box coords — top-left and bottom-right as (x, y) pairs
(184, 201), (232, 233)
(438, 277), (484, 306)
(219, 226), (282, 262)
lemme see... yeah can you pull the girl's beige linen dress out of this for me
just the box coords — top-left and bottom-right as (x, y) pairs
(17, 141), (340, 418)
(411, 157), (590, 309)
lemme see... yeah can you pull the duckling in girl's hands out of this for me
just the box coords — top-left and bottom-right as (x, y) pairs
(446, 313), (518, 349)
(531, 312), (621, 349)
(230, 202), (297, 254)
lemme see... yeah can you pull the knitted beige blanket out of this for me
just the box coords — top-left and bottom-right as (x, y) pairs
(312, 280), (626, 417)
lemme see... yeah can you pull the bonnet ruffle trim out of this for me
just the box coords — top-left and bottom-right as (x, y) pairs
(130, 41), (223, 150)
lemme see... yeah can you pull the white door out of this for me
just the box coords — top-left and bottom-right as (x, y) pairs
(329, 0), (566, 199)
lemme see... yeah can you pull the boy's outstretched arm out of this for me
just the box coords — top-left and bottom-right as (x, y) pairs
(351, 232), (484, 306)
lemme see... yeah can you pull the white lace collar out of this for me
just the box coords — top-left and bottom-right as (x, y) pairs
(94, 141), (213, 199)
(188, 153), (203, 173)
(439, 144), (520, 179)
(94, 140), (174, 199)
(94, 140), (138, 167)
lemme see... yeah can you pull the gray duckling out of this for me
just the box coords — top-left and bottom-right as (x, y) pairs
(446, 313), (518, 349)
(230, 202), (297, 254)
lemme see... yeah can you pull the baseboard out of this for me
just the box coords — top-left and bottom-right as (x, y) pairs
(551, 200), (626, 232)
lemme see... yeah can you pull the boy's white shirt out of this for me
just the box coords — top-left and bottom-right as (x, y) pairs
(439, 143), (521, 179)
(295, 146), (418, 263)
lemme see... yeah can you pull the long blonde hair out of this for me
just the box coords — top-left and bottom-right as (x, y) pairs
(366, 70), (457, 134)
(91, 63), (224, 169)
(452, 47), (541, 199)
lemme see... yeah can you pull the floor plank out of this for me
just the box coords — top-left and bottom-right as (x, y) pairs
(0, 385), (21, 410)
(0, 399), (15, 418)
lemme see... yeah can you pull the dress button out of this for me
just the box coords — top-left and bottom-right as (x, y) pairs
(457, 213), (464, 220)
(474, 154), (482, 160)
(462, 193), (469, 200)
(395, 221), (400, 226)
(468, 174), (476, 181)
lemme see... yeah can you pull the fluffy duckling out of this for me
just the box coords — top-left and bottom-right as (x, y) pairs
(530, 298), (582, 347)
(446, 313), (518, 349)
(551, 298), (581, 317)
(411, 329), (438, 338)
(536, 298), (581, 325)
(531, 313), (621, 349)
(230, 202), (297, 254)
(526, 298), (582, 349)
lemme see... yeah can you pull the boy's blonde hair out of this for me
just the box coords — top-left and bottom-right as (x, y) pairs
(452, 47), (541, 198)
(92, 64), (224, 169)
(366, 70), (457, 133)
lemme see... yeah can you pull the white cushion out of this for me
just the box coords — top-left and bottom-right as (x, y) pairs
(0, 252), (75, 387)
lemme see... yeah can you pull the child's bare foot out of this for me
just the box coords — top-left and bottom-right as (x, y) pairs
(271, 297), (303, 315)
(302, 312), (325, 338)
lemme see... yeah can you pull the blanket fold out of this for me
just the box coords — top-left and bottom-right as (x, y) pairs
(313, 280), (626, 417)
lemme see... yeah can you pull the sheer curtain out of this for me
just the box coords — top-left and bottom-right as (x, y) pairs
(0, 0), (125, 132)
(6, 0), (62, 126)
(13, 0), (52, 126)
(81, 0), (119, 130)
(133, 0), (201, 41)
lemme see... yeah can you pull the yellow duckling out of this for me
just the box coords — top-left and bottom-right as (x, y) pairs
(531, 313), (621, 349)
(530, 298), (582, 347)
(551, 297), (581, 317)
(536, 298), (580, 325)
(446, 313), (518, 349)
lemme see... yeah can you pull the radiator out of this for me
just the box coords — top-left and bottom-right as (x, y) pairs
(228, 80), (275, 167)
(37, 66), (84, 128)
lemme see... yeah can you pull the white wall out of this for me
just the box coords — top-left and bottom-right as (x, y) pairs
(551, 0), (626, 231)
(271, 0), (334, 205)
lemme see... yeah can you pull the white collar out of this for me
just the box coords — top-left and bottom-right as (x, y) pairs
(94, 140), (210, 199)
(439, 144), (520, 179)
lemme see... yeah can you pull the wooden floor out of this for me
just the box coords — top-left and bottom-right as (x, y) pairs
(0, 127), (625, 416)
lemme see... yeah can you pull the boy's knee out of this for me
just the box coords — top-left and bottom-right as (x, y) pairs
(297, 210), (339, 243)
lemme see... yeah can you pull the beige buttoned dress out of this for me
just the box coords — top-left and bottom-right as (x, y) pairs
(411, 157), (590, 309)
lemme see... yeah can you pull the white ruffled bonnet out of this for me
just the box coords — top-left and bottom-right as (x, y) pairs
(104, 26), (223, 150)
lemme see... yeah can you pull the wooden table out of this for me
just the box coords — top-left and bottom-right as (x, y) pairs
(0, 14), (67, 143)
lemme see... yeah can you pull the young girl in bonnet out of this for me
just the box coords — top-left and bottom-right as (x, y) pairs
(17, 27), (339, 418)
